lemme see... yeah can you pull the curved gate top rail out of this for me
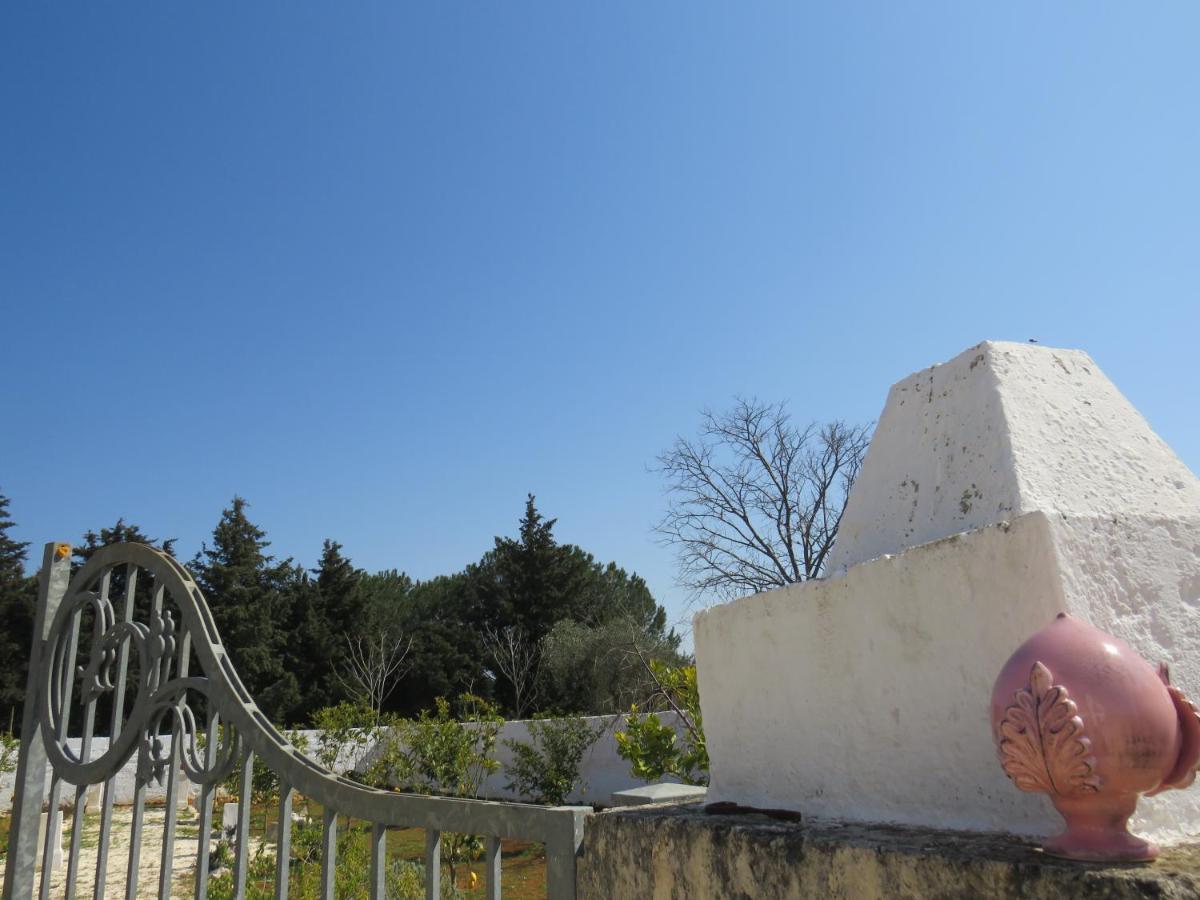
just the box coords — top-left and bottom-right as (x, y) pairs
(2, 542), (588, 900)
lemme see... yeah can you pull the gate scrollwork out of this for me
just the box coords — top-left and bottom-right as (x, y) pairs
(37, 547), (242, 789)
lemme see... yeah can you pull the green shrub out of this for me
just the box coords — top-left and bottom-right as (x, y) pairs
(504, 716), (601, 805)
(372, 695), (501, 798)
(615, 662), (708, 786)
(310, 701), (379, 773)
(369, 694), (501, 886)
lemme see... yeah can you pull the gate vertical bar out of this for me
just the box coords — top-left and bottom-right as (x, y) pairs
(423, 830), (440, 900)
(274, 785), (294, 900)
(484, 834), (501, 900)
(368, 823), (386, 900)
(192, 716), (220, 900)
(93, 565), (139, 900)
(319, 807), (337, 900)
(125, 577), (165, 900)
(232, 746), (255, 899)
(2, 543), (71, 900)
(157, 625), (191, 900)
(42, 550), (86, 900)
(123, 772), (148, 900)
(64, 570), (111, 900)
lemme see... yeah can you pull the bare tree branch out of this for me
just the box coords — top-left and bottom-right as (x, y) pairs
(480, 624), (543, 719)
(656, 398), (871, 603)
(336, 632), (413, 721)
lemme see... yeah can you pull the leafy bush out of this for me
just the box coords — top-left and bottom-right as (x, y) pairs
(368, 694), (502, 886)
(372, 695), (501, 798)
(540, 619), (685, 715)
(310, 701), (379, 773)
(221, 728), (311, 806)
(615, 662), (708, 786)
(504, 716), (601, 805)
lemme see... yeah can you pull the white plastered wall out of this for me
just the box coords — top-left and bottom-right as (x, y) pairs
(696, 341), (1200, 842)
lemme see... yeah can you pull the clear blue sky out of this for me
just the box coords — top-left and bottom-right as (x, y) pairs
(3, 4), (1198, 638)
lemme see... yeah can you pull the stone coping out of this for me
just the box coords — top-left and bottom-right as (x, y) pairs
(577, 803), (1200, 899)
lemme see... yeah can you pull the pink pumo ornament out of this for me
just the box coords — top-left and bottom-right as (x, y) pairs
(991, 613), (1200, 862)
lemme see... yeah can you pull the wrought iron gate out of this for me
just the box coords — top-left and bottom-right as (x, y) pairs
(2, 542), (588, 899)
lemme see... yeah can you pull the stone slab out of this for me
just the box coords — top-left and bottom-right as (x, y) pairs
(577, 804), (1200, 900)
(610, 783), (708, 807)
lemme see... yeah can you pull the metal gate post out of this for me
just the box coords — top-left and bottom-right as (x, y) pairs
(2, 543), (71, 900)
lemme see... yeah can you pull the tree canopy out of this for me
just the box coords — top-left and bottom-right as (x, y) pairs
(0, 490), (680, 730)
(190, 497), (305, 724)
(0, 491), (35, 735)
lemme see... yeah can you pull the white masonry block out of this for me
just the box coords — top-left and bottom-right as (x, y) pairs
(694, 341), (1200, 843)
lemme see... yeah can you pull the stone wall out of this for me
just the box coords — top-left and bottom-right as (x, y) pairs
(577, 804), (1200, 900)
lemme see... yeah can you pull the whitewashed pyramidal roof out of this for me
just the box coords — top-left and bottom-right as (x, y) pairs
(828, 340), (1200, 572)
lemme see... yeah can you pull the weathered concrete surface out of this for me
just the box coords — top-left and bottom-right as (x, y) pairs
(577, 804), (1200, 899)
(828, 341), (1200, 572)
(610, 782), (708, 806)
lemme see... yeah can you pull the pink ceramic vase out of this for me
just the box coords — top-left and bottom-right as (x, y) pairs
(990, 613), (1200, 862)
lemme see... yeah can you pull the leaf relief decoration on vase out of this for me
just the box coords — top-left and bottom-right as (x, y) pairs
(998, 661), (1101, 796)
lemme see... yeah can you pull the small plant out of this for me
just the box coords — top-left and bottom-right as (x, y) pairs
(0, 730), (18, 775)
(310, 701), (378, 773)
(615, 661), (708, 786)
(208, 838), (234, 874)
(290, 818), (325, 867)
(206, 821), (463, 899)
(504, 716), (601, 805)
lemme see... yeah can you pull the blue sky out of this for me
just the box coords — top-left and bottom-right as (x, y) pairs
(3, 4), (1198, 638)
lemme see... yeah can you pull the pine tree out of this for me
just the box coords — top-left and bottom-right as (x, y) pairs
(470, 495), (592, 643)
(191, 497), (301, 724)
(466, 495), (676, 715)
(389, 573), (485, 716)
(291, 540), (367, 719)
(0, 491), (35, 736)
(73, 520), (176, 564)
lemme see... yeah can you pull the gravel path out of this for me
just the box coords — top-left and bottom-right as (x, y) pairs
(41, 802), (266, 899)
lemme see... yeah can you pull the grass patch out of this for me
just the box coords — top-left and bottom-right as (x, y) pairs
(206, 798), (548, 899)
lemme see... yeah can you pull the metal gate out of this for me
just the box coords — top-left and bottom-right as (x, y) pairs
(2, 542), (587, 899)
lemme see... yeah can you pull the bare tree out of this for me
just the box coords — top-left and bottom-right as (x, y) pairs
(481, 624), (543, 720)
(336, 632), (414, 720)
(656, 398), (871, 602)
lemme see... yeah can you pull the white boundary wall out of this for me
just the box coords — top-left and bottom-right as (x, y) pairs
(1, 713), (680, 813)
